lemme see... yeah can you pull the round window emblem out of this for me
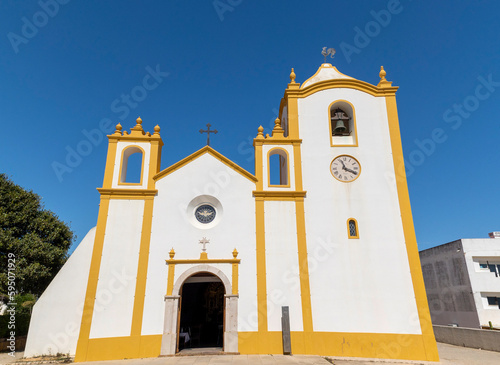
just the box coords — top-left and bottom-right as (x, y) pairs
(195, 204), (216, 224)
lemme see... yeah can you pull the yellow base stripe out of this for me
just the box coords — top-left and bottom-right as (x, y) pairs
(238, 331), (439, 361)
(78, 335), (162, 362)
(76, 331), (438, 362)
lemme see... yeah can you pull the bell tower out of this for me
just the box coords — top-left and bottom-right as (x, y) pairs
(101, 117), (163, 191)
(75, 117), (163, 362)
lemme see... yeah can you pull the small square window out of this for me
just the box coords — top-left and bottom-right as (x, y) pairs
(487, 297), (498, 306)
(480, 263), (488, 269)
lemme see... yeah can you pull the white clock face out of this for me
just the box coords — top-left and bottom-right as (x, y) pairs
(330, 155), (361, 182)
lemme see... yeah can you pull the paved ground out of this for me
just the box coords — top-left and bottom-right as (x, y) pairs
(2, 343), (500, 365)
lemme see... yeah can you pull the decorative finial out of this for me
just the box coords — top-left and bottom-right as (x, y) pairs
(130, 116), (145, 134)
(273, 118), (282, 130)
(379, 66), (387, 82)
(114, 123), (122, 135)
(169, 248), (175, 259)
(256, 125), (264, 139)
(321, 47), (336, 63)
(154, 125), (160, 135)
(232, 248), (238, 258)
(271, 118), (284, 138)
(290, 68), (296, 83)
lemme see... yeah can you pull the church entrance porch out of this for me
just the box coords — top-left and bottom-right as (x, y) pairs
(178, 273), (224, 351)
(160, 264), (239, 356)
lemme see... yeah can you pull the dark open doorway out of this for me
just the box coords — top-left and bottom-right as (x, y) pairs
(178, 273), (225, 351)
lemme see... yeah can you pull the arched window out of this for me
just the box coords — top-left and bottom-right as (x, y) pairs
(329, 100), (357, 146)
(268, 148), (289, 187)
(119, 146), (144, 184)
(347, 218), (359, 239)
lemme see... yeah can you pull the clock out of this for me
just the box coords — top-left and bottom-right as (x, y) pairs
(330, 155), (361, 182)
(195, 204), (216, 223)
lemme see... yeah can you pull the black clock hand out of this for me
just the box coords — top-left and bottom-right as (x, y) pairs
(345, 168), (358, 175)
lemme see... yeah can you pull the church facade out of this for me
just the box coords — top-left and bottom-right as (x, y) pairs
(25, 64), (439, 362)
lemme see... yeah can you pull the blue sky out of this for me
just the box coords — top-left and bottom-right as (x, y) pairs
(1, 0), (500, 253)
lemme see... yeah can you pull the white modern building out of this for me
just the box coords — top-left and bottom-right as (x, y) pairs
(420, 234), (500, 329)
(25, 63), (439, 362)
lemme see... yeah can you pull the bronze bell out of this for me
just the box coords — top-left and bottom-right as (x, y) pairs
(334, 119), (347, 134)
(332, 108), (349, 134)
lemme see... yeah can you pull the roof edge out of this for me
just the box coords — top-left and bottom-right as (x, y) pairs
(153, 146), (257, 183)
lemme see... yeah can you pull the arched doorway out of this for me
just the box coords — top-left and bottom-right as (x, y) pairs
(178, 272), (225, 351)
(161, 265), (238, 356)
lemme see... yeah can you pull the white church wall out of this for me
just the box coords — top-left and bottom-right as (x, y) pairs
(264, 200), (303, 332)
(141, 153), (258, 335)
(89, 199), (144, 339)
(24, 227), (96, 357)
(111, 141), (151, 189)
(298, 88), (421, 334)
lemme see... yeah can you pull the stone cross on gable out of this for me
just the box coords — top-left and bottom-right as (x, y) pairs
(199, 123), (218, 146)
(199, 237), (210, 252)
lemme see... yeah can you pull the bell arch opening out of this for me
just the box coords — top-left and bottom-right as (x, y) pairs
(119, 145), (144, 184)
(329, 100), (358, 146)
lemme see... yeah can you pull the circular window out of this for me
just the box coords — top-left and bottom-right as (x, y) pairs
(195, 204), (216, 224)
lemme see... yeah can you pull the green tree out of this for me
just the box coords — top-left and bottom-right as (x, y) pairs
(0, 174), (74, 296)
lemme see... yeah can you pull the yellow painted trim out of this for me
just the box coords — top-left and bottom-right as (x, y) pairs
(259, 138), (302, 145)
(255, 197), (268, 332)
(108, 134), (164, 143)
(166, 262), (175, 296)
(166, 258), (241, 265)
(117, 145), (145, 186)
(97, 188), (157, 198)
(74, 197), (111, 362)
(347, 218), (359, 239)
(267, 147), (290, 188)
(287, 79), (398, 99)
(330, 155), (361, 183)
(238, 331), (439, 361)
(102, 140), (118, 189)
(255, 141), (264, 191)
(147, 140), (162, 189)
(232, 262), (239, 295)
(328, 100), (359, 147)
(295, 199), (313, 335)
(385, 94), (439, 361)
(130, 198), (155, 337)
(154, 146), (257, 183)
(292, 143), (303, 191)
(287, 93), (300, 139)
(253, 191), (307, 199)
(77, 335), (162, 362)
